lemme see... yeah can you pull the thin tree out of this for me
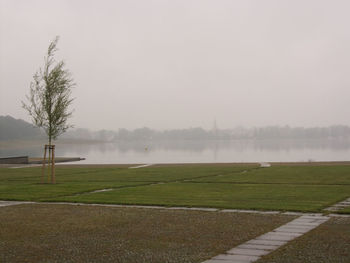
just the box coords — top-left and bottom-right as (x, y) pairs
(22, 36), (74, 183)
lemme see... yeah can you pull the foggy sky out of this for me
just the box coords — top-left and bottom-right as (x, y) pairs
(1, 0), (350, 130)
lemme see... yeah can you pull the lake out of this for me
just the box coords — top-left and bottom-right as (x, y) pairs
(1, 139), (350, 164)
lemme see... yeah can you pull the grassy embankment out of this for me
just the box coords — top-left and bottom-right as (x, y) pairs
(1, 163), (350, 213)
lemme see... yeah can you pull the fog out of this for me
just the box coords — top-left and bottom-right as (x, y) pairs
(1, 0), (350, 131)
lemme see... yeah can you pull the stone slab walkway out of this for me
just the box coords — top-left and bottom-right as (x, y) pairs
(202, 214), (330, 263)
(2, 200), (348, 218)
(0, 201), (34, 207)
(259, 162), (271, 168)
(9, 164), (42, 169)
(324, 197), (350, 212)
(128, 164), (154, 169)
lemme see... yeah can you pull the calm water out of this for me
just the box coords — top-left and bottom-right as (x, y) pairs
(2, 139), (350, 164)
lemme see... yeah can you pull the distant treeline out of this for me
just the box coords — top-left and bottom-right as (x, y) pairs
(2, 115), (350, 141)
(63, 125), (350, 141)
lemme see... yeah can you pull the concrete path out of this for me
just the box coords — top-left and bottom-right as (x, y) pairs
(202, 214), (329, 263)
(86, 188), (113, 194)
(128, 164), (154, 169)
(259, 162), (271, 168)
(9, 164), (42, 169)
(1, 200), (347, 218)
(324, 197), (350, 212)
(0, 201), (34, 207)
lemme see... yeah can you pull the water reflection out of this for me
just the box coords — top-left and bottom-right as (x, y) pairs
(1, 139), (350, 163)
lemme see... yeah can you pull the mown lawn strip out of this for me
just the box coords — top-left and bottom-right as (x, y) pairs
(192, 165), (350, 185)
(50, 182), (350, 212)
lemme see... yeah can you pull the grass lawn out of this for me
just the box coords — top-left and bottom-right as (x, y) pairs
(256, 217), (350, 263)
(55, 164), (252, 182)
(0, 181), (142, 201)
(51, 182), (350, 212)
(0, 164), (254, 201)
(0, 204), (294, 263)
(192, 165), (350, 185)
(0, 163), (349, 213)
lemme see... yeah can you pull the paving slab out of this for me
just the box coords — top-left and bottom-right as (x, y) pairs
(227, 248), (270, 256)
(167, 207), (218, 212)
(246, 239), (287, 246)
(0, 201), (33, 207)
(259, 162), (271, 168)
(274, 227), (313, 233)
(271, 231), (303, 237)
(213, 254), (260, 262)
(323, 197), (350, 212)
(300, 216), (329, 220)
(285, 222), (322, 226)
(238, 244), (279, 250)
(329, 214), (350, 218)
(256, 233), (297, 241)
(88, 188), (113, 194)
(282, 211), (303, 215)
(201, 214), (330, 263)
(281, 223), (318, 229)
(292, 218), (327, 223)
(202, 260), (248, 263)
(300, 215), (330, 219)
(6, 201), (348, 218)
(128, 164), (154, 169)
(259, 232), (302, 238)
(276, 223), (316, 228)
(220, 209), (279, 215)
(301, 213), (323, 216)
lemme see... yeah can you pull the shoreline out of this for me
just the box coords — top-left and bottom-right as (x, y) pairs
(1, 160), (350, 168)
(31, 160), (350, 168)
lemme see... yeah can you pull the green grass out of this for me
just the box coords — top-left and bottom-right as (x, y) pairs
(192, 165), (350, 185)
(0, 165), (252, 201)
(55, 165), (250, 182)
(1, 164), (350, 213)
(51, 182), (350, 212)
(0, 181), (142, 201)
(338, 206), (350, 214)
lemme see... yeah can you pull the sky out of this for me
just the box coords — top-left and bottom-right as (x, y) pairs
(0, 0), (349, 130)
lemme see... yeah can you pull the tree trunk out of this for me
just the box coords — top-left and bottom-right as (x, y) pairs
(41, 146), (47, 184)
